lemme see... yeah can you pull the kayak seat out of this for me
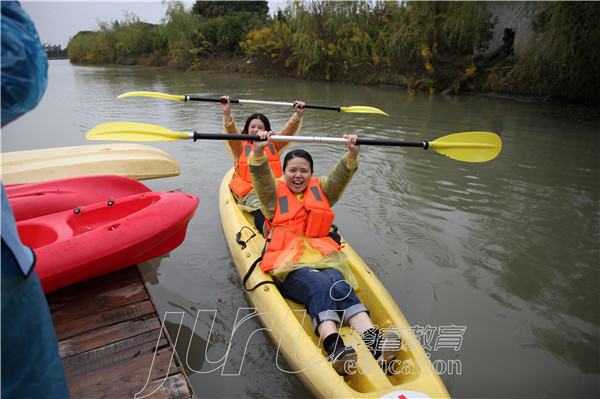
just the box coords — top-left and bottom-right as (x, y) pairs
(17, 221), (60, 248)
(16, 193), (163, 249)
(66, 193), (159, 233)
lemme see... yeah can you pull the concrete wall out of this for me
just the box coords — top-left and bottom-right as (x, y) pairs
(486, 2), (535, 55)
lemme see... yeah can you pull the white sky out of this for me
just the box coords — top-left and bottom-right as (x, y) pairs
(20, 0), (287, 48)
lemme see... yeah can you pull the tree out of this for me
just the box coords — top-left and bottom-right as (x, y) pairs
(192, 1), (268, 19)
(217, 17), (245, 52)
(161, 1), (200, 69)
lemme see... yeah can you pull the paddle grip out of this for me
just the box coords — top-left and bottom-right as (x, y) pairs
(186, 96), (240, 104)
(192, 132), (257, 142)
(304, 104), (341, 112)
(355, 138), (429, 148)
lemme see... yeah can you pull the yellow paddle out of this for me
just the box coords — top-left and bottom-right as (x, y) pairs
(86, 122), (502, 163)
(118, 91), (389, 116)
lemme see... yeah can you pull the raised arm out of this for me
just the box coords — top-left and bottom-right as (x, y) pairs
(220, 95), (243, 160)
(274, 100), (305, 152)
(248, 131), (279, 221)
(319, 134), (360, 206)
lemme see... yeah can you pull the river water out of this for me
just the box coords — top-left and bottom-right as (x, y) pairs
(2, 60), (598, 398)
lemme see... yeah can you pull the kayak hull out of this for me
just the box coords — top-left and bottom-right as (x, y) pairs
(6, 175), (150, 221)
(18, 190), (199, 293)
(1, 143), (180, 184)
(218, 169), (450, 399)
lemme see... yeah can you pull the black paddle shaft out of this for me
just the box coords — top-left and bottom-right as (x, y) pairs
(356, 138), (429, 149)
(184, 96), (340, 112)
(190, 132), (429, 149)
(186, 96), (231, 103)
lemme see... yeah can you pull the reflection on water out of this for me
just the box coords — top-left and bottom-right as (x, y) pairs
(2, 60), (598, 398)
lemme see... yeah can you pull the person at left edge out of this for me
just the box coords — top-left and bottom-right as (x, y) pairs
(220, 95), (305, 235)
(1, 2), (70, 397)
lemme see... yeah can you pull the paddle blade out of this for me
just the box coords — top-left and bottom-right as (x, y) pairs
(429, 132), (502, 162)
(340, 105), (389, 116)
(86, 122), (189, 142)
(117, 91), (186, 101)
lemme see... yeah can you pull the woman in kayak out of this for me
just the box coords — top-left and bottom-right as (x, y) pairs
(220, 96), (305, 234)
(248, 130), (401, 375)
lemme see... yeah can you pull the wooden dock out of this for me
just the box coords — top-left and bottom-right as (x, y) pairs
(46, 266), (196, 399)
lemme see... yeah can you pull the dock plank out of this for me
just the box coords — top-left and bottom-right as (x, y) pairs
(47, 266), (196, 399)
(48, 277), (148, 324)
(75, 373), (192, 399)
(67, 348), (175, 394)
(63, 336), (169, 378)
(61, 331), (167, 372)
(58, 315), (161, 357)
(54, 300), (156, 339)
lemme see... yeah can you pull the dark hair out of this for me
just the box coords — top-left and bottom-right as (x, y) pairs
(283, 149), (313, 173)
(241, 113), (270, 134)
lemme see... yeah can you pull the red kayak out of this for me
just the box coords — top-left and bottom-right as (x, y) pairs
(6, 175), (150, 221)
(17, 190), (199, 293)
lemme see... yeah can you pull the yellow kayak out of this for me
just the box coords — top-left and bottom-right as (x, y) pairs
(219, 168), (451, 399)
(1, 144), (180, 184)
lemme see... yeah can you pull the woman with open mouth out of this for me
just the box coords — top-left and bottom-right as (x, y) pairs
(247, 130), (402, 375)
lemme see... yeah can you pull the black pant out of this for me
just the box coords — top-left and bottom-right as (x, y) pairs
(252, 209), (266, 236)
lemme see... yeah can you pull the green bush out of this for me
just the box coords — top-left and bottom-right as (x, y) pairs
(68, 15), (164, 65)
(217, 17), (245, 53)
(244, 0), (494, 87)
(198, 18), (221, 48)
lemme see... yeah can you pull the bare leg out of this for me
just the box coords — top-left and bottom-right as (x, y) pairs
(347, 311), (375, 335)
(317, 319), (339, 339)
(318, 311), (375, 338)
(317, 320), (357, 375)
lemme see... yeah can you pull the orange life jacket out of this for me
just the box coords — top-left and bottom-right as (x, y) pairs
(260, 178), (341, 272)
(229, 141), (283, 197)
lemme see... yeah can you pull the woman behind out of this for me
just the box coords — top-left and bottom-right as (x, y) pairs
(220, 96), (305, 234)
(248, 130), (402, 375)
